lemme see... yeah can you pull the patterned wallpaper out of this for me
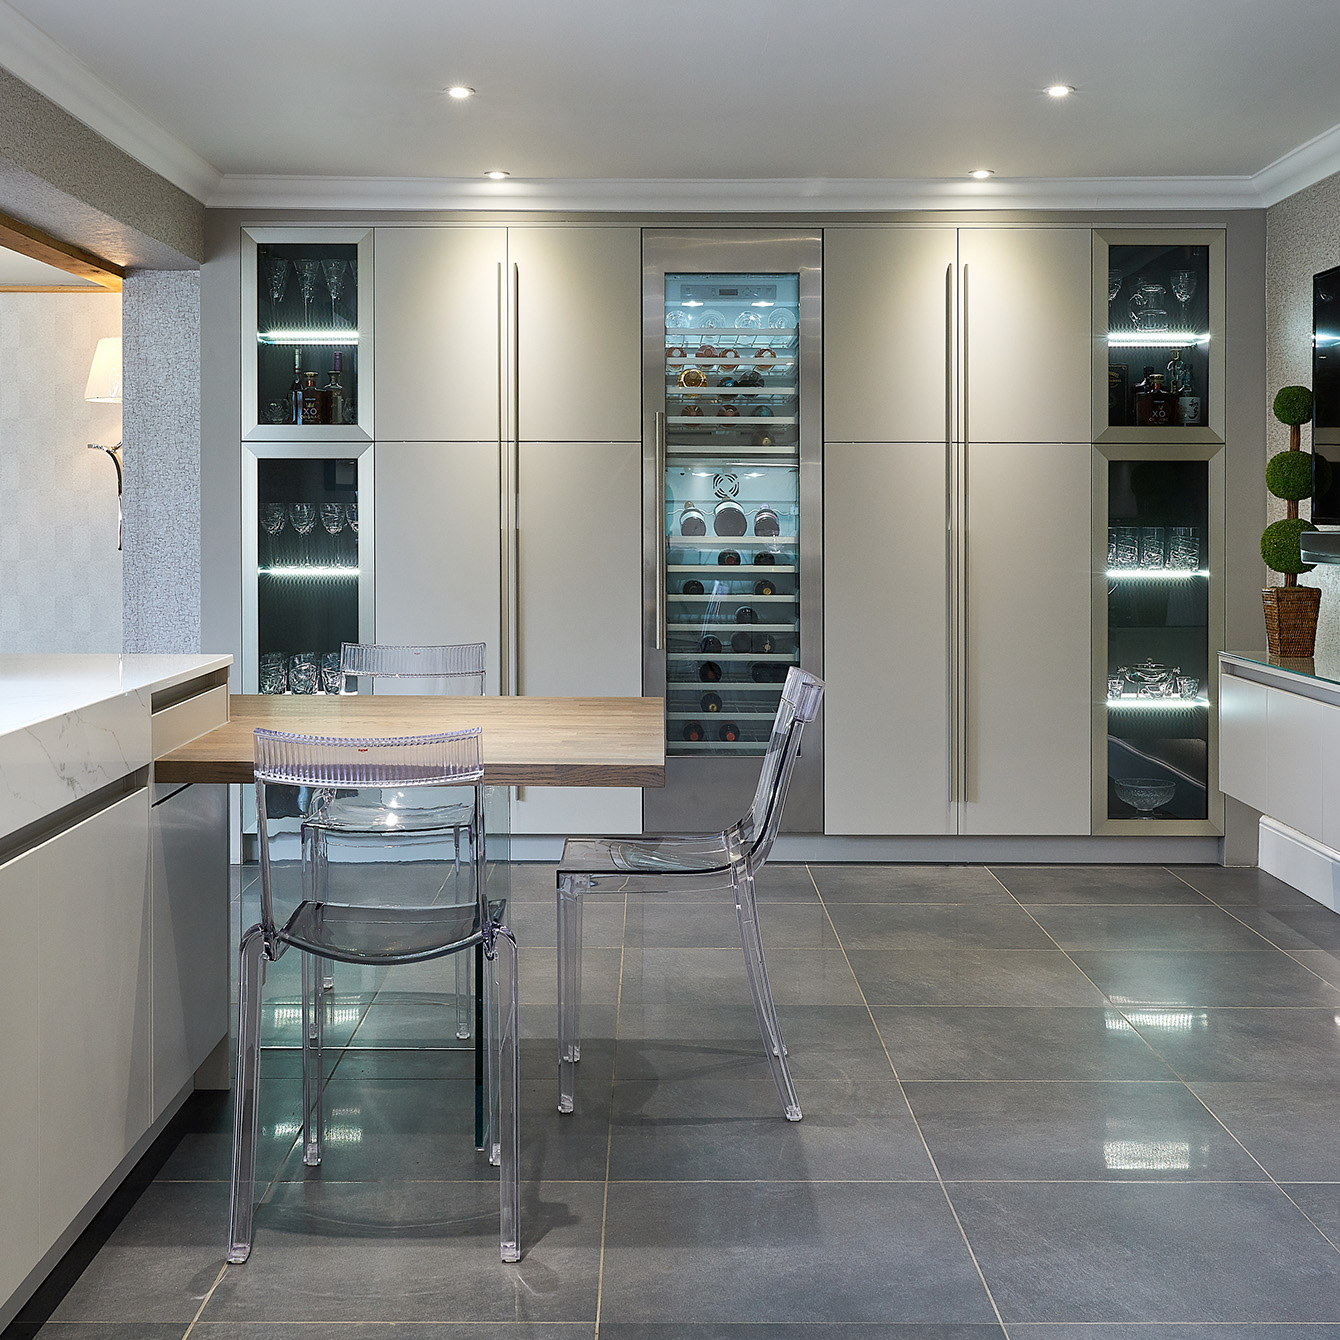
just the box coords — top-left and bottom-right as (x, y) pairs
(1266, 171), (1340, 656)
(0, 290), (122, 652)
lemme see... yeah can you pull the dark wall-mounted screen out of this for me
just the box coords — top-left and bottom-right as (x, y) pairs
(1311, 263), (1340, 521)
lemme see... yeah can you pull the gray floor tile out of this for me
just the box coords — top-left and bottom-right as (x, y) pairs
(1286, 947), (1340, 988)
(1008, 1328), (1340, 1338)
(621, 898), (839, 949)
(192, 1327), (595, 1339)
(809, 864), (1010, 904)
(600, 1328), (1006, 1339)
(1282, 1183), (1340, 1245)
(1171, 864), (1316, 907)
(598, 1181), (996, 1324)
(506, 896), (626, 948)
(871, 1008), (1178, 1082)
(988, 864), (1209, 904)
(949, 1181), (1340, 1322)
(1069, 950), (1340, 1007)
(1189, 1083), (1340, 1180)
(847, 948), (1105, 1007)
(607, 1077), (931, 1181)
(1232, 905), (1340, 951)
(905, 1080), (1265, 1181)
(826, 903), (1055, 953)
(1123, 1008), (1340, 1083)
(1024, 904), (1274, 952)
(201, 1181), (605, 1324)
(616, 946), (862, 1007)
(32, 1327), (190, 1338)
(48, 1182), (231, 1324)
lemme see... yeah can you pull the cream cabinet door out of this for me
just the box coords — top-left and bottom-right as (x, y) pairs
(960, 442), (1092, 834)
(508, 226), (642, 443)
(373, 226), (506, 441)
(960, 228), (1093, 444)
(824, 227), (959, 443)
(824, 442), (954, 834)
(512, 440), (643, 834)
(374, 441), (503, 694)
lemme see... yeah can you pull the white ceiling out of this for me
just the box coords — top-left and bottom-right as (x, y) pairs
(3, 0), (1340, 209)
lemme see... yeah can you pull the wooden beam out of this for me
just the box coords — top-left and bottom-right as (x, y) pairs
(0, 211), (124, 291)
(0, 284), (103, 293)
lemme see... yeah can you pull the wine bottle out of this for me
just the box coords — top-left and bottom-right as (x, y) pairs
(730, 630), (753, 654)
(321, 352), (346, 426)
(700, 691), (722, 713)
(682, 721), (705, 742)
(757, 632), (776, 654)
(699, 634), (722, 654)
(754, 577), (777, 596)
(680, 504), (707, 536)
(735, 606), (758, 624)
(683, 579), (705, 595)
(718, 550), (741, 566)
(288, 348), (304, 424)
(698, 661), (723, 683)
(754, 551), (776, 566)
(753, 507), (780, 537)
(301, 371), (322, 425)
(718, 721), (741, 743)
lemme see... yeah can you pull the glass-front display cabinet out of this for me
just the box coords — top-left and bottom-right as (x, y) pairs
(1096, 450), (1223, 833)
(1094, 230), (1224, 445)
(661, 270), (802, 757)
(242, 227), (374, 442)
(241, 444), (374, 694)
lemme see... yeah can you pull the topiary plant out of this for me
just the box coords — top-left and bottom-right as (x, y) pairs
(1263, 385), (1317, 587)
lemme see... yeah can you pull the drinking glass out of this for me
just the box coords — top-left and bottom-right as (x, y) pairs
(321, 259), (346, 323)
(1107, 527), (1119, 567)
(345, 502), (359, 533)
(1169, 526), (1200, 570)
(259, 652), (287, 695)
(1139, 525), (1167, 568)
(1108, 675), (1124, 699)
(1107, 269), (1121, 304)
(1170, 269), (1197, 324)
(296, 259), (321, 324)
(288, 502), (317, 535)
(263, 256), (288, 316)
(289, 651), (320, 695)
(1113, 525), (1140, 568)
(319, 502), (346, 534)
(261, 502), (287, 535)
(1129, 278), (1169, 331)
(320, 650), (342, 694)
(1177, 675), (1200, 699)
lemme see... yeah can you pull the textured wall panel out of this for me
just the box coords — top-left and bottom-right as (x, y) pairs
(122, 270), (200, 653)
(0, 291), (122, 651)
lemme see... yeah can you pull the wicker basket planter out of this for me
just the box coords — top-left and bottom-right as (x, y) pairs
(1262, 584), (1322, 657)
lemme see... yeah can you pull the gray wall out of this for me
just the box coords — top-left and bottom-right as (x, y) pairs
(1267, 171), (1340, 657)
(0, 290), (122, 651)
(122, 269), (201, 653)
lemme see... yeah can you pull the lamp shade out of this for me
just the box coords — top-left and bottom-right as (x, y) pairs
(84, 336), (122, 403)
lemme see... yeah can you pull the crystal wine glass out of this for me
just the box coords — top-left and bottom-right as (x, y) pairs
(296, 259), (321, 325)
(321, 259), (346, 324)
(288, 501), (317, 535)
(263, 256), (288, 318)
(1170, 269), (1197, 325)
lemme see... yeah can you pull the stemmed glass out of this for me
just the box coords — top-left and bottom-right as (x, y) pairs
(263, 256), (288, 319)
(321, 260), (346, 324)
(296, 259), (321, 325)
(1170, 270), (1197, 326)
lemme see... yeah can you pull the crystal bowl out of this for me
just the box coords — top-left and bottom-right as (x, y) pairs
(1114, 777), (1176, 814)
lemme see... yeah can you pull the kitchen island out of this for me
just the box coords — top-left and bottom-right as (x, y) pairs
(0, 654), (231, 1328)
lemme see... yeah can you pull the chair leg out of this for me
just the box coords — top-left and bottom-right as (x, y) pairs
(734, 870), (802, 1121)
(310, 831), (335, 992)
(556, 871), (585, 1114)
(301, 949), (324, 1166)
(490, 928), (521, 1262)
(227, 926), (267, 1263)
(455, 950), (472, 1040)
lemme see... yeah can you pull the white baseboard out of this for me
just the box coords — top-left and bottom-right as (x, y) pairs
(1258, 816), (1340, 912)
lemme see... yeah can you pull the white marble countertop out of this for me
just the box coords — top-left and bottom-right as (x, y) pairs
(1220, 650), (1340, 706)
(0, 654), (231, 842)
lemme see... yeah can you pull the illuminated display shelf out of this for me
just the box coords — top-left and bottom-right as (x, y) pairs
(1106, 568), (1210, 580)
(259, 329), (359, 346)
(1107, 696), (1210, 709)
(1107, 331), (1210, 348)
(258, 566), (360, 577)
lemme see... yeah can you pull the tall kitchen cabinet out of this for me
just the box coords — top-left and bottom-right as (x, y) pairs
(373, 225), (643, 833)
(824, 225), (1093, 835)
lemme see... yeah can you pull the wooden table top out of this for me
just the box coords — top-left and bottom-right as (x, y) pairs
(154, 695), (666, 788)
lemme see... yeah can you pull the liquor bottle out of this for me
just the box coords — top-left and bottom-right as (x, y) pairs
(682, 721), (705, 742)
(718, 721), (741, 743)
(1134, 372), (1175, 427)
(683, 579), (705, 595)
(754, 577), (777, 596)
(699, 634), (722, 654)
(288, 348), (304, 424)
(321, 352), (346, 426)
(1175, 368), (1201, 426)
(301, 371), (322, 425)
(730, 630), (753, 654)
(698, 661), (723, 683)
(700, 691), (722, 713)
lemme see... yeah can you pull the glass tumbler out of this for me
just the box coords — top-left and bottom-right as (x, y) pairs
(319, 650), (342, 694)
(1139, 526), (1167, 568)
(1177, 676), (1200, 699)
(1108, 675), (1124, 699)
(259, 652), (287, 695)
(1169, 526), (1200, 570)
(1113, 525), (1140, 569)
(289, 651), (320, 695)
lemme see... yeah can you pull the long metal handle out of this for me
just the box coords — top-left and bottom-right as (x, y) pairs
(959, 262), (970, 805)
(496, 261), (510, 695)
(654, 410), (667, 651)
(945, 262), (956, 804)
(498, 261), (520, 698)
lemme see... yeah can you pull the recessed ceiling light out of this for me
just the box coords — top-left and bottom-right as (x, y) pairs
(1046, 83), (1075, 98)
(969, 169), (994, 179)
(484, 170), (510, 180)
(447, 85), (475, 100)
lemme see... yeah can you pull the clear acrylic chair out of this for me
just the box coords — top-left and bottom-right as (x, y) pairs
(556, 666), (824, 1122)
(229, 727), (520, 1265)
(318, 641), (488, 1040)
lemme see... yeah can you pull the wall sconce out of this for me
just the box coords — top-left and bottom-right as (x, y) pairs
(84, 336), (123, 549)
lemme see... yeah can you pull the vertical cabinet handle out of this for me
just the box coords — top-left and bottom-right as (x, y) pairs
(499, 261), (520, 698)
(945, 262), (956, 805)
(959, 262), (970, 805)
(654, 410), (667, 651)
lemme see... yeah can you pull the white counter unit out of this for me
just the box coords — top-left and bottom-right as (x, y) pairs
(0, 654), (231, 1330)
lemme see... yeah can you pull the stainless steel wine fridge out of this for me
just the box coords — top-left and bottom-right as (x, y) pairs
(642, 229), (823, 833)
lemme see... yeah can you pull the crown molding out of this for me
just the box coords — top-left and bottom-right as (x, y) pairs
(0, 2), (220, 202)
(208, 172), (1270, 213)
(1253, 120), (1340, 207)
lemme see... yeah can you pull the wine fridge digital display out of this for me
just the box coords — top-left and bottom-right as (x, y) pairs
(643, 232), (822, 834)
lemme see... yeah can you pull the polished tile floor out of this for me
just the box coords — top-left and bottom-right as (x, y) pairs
(13, 861), (1340, 1338)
